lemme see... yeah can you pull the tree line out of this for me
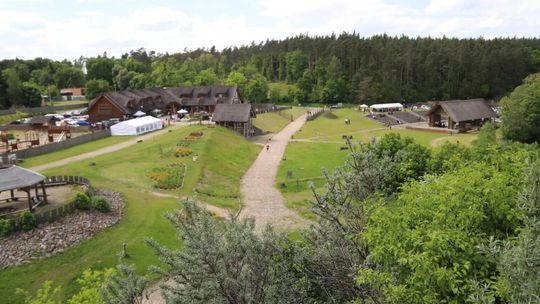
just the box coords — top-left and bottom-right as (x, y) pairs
(1, 34), (540, 109)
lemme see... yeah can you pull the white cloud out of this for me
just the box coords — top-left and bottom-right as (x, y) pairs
(0, 0), (540, 60)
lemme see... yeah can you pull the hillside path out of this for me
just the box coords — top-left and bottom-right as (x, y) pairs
(30, 123), (186, 172)
(239, 114), (309, 231)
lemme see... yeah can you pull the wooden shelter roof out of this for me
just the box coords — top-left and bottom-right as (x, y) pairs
(428, 99), (497, 122)
(212, 104), (253, 122)
(0, 165), (45, 192)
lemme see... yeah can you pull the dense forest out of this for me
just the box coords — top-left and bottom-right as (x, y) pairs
(1, 33), (540, 109)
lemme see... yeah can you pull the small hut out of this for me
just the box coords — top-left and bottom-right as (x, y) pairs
(0, 165), (48, 212)
(212, 104), (255, 137)
(427, 99), (497, 131)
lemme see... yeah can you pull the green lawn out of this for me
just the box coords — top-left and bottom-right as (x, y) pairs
(21, 136), (134, 168)
(295, 108), (382, 140)
(0, 125), (259, 303)
(48, 100), (88, 107)
(280, 107), (478, 220)
(252, 107), (307, 133)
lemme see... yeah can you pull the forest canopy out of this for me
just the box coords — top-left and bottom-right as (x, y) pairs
(1, 34), (540, 108)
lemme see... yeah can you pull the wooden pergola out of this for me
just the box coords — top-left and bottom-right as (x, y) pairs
(0, 165), (48, 212)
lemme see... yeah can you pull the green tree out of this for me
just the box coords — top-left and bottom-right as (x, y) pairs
(244, 73), (269, 102)
(85, 79), (112, 100)
(498, 165), (540, 303)
(501, 73), (540, 143)
(193, 68), (218, 86)
(284, 50), (308, 83)
(146, 201), (303, 303)
(54, 65), (85, 89)
(3, 68), (24, 106)
(225, 71), (248, 92)
(86, 57), (115, 85)
(362, 164), (525, 303)
(21, 82), (42, 107)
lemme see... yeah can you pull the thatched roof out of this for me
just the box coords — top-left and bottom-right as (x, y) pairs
(428, 99), (497, 122)
(212, 104), (253, 122)
(0, 165), (45, 191)
(89, 85), (242, 115)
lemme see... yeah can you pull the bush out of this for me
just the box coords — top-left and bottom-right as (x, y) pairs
(0, 218), (14, 236)
(74, 192), (91, 210)
(84, 187), (96, 198)
(91, 196), (111, 213)
(19, 211), (36, 231)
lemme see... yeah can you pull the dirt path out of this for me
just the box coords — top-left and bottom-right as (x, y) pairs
(239, 114), (309, 231)
(149, 191), (230, 218)
(30, 123), (186, 172)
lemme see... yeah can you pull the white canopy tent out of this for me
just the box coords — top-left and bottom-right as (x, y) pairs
(110, 116), (163, 136)
(177, 109), (188, 114)
(369, 103), (404, 112)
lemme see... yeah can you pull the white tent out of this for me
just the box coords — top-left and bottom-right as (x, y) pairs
(110, 116), (163, 136)
(369, 103), (404, 112)
(360, 104), (368, 108)
(177, 109), (188, 114)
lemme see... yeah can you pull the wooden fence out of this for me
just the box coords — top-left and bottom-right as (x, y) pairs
(306, 108), (326, 121)
(1, 129), (110, 160)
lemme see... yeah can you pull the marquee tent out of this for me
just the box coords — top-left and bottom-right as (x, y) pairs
(110, 116), (163, 136)
(369, 103), (404, 112)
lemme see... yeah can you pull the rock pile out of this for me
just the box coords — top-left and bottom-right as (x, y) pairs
(0, 189), (124, 268)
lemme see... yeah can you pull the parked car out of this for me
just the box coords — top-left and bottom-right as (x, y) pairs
(76, 120), (90, 126)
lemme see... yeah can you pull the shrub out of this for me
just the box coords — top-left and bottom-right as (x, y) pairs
(19, 211), (36, 231)
(73, 192), (91, 210)
(0, 218), (14, 236)
(91, 196), (111, 213)
(84, 187), (96, 198)
(175, 147), (193, 157)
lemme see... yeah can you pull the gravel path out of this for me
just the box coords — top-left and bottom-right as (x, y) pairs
(30, 123), (186, 172)
(239, 114), (309, 231)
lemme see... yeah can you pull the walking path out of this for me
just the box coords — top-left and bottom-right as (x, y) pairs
(239, 114), (309, 231)
(30, 123), (186, 172)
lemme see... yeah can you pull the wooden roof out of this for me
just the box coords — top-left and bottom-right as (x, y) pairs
(212, 104), (253, 123)
(0, 165), (45, 191)
(428, 99), (497, 122)
(89, 85), (241, 115)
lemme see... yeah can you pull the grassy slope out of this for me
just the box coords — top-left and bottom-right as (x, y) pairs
(0, 125), (258, 303)
(252, 107), (307, 133)
(279, 108), (478, 220)
(21, 136), (133, 168)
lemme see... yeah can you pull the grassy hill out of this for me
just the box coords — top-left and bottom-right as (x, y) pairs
(252, 107), (306, 133)
(0, 125), (259, 303)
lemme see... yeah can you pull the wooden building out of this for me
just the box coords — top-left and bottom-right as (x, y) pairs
(88, 85), (243, 123)
(427, 99), (497, 131)
(212, 104), (255, 137)
(0, 165), (48, 212)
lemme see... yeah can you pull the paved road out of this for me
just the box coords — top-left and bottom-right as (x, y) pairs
(239, 114), (309, 231)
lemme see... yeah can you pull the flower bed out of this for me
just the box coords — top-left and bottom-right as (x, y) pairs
(146, 163), (187, 190)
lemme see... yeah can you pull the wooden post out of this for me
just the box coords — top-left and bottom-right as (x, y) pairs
(41, 181), (48, 205)
(26, 188), (32, 211)
(10, 189), (15, 201)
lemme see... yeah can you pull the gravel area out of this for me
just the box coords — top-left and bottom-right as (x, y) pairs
(239, 114), (309, 231)
(0, 189), (124, 268)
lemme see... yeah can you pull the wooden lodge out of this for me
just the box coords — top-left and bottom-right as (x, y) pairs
(427, 99), (497, 131)
(88, 85), (243, 123)
(212, 104), (255, 137)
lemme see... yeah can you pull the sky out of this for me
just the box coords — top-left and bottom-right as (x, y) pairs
(1, 0), (539, 60)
